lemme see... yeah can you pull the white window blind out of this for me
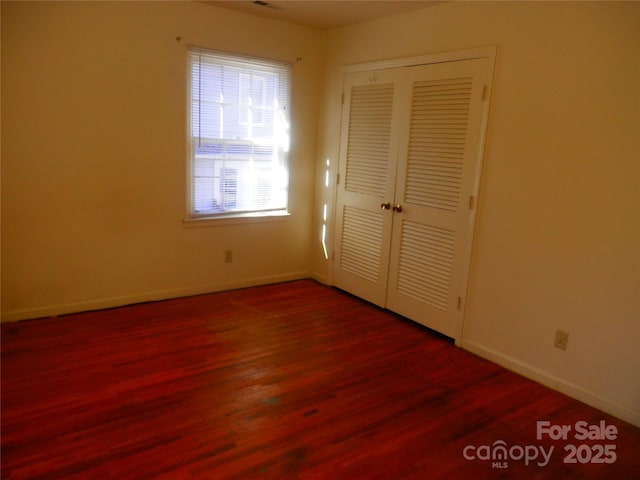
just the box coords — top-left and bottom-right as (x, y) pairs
(187, 47), (291, 218)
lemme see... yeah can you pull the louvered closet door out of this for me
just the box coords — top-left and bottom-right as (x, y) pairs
(333, 70), (404, 306)
(386, 58), (489, 338)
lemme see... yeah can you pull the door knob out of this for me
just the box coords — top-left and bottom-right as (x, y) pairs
(392, 204), (403, 213)
(381, 202), (391, 210)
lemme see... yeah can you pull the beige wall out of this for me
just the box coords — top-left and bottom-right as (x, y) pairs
(1, 1), (325, 319)
(314, 1), (639, 426)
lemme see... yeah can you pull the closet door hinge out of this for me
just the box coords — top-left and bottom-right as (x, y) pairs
(457, 296), (462, 310)
(468, 195), (475, 210)
(336, 173), (340, 185)
(341, 93), (345, 105)
(482, 85), (488, 100)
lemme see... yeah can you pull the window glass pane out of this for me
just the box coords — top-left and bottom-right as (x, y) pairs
(188, 48), (290, 218)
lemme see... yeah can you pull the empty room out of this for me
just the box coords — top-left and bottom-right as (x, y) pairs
(2, 1), (639, 478)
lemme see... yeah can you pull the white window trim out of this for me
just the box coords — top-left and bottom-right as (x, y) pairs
(184, 47), (292, 225)
(183, 209), (290, 228)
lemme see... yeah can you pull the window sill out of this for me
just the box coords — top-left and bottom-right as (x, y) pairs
(183, 210), (290, 228)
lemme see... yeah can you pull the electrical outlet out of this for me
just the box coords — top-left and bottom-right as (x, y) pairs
(224, 250), (233, 263)
(554, 329), (569, 351)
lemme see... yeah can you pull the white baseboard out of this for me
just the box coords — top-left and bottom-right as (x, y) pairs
(457, 338), (640, 428)
(1, 271), (311, 323)
(310, 270), (329, 285)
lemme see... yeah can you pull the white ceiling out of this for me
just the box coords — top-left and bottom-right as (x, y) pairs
(202, 1), (443, 30)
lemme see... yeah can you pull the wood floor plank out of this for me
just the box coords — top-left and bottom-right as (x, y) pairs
(2, 280), (639, 479)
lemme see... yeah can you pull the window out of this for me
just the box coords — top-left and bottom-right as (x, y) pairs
(187, 47), (291, 219)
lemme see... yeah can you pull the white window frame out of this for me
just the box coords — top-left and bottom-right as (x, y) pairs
(185, 47), (291, 224)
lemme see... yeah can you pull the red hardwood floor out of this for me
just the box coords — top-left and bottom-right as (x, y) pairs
(2, 280), (639, 479)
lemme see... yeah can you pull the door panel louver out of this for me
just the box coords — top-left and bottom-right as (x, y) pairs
(396, 220), (455, 311)
(339, 206), (384, 283)
(405, 77), (472, 212)
(345, 84), (394, 196)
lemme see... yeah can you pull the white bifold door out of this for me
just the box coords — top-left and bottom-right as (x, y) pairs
(333, 56), (491, 340)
